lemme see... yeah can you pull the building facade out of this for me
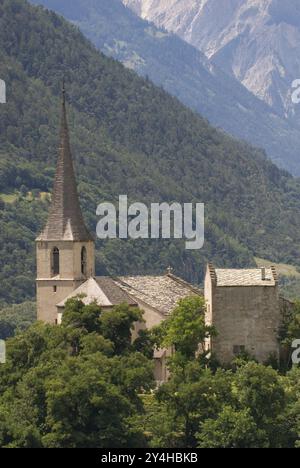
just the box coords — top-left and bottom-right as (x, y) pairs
(204, 264), (282, 363)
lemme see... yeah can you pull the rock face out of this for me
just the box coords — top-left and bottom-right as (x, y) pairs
(124, 0), (300, 122)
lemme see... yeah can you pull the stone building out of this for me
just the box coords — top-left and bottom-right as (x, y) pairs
(36, 87), (285, 378)
(56, 274), (202, 382)
(204, 264), (282, 363)
(36, 88), (201, 381)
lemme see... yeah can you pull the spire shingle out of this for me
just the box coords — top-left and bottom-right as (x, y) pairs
(37, 85), (93, 242)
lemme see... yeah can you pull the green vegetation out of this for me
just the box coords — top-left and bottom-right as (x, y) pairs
(0, 302), (36, 340)
(0, 193), (18, 204)
(255, 258), (300, 299)
(255, 257), (300, 278)
(30, 0), (300, 175)
(0, 296), (299, 448)
(145, 297), (300, 448)
(2, 0), (300, 307)
(0, 300), (154, 448)
(153, 296), (215, 363)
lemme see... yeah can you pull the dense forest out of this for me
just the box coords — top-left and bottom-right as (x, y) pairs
(0, 296), (299, 448)
(30, 0), (300, 175)
(1, 0), (300, 308)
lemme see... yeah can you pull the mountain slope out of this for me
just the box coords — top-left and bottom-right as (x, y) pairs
(1, 0), (300, 305)
(124, 0), (300, 125)
(29, 0), (300, 175)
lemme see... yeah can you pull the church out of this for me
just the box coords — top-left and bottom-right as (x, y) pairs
(36, 87), (286, 379)
(36, 87), (203, 381)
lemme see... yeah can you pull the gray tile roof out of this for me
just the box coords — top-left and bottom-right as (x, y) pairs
(95, 277), (136, 306)
(57, 277), (137, 308)
(214, 268), (276, 287)
(115, 273), (202, 315)
(37, 89), (93, 242)
(57, 274), (202, 314)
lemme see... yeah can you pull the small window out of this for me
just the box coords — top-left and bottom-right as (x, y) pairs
(81, 246), (87, 276)
(53, 286), (57, 293)
(52, 247), (60, 276)
(233, 345), (246, 356)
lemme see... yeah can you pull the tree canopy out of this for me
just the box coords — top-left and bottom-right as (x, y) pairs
(0, 296), (300, 448)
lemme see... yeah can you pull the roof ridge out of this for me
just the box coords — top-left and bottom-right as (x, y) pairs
(166, 273), (203, 295)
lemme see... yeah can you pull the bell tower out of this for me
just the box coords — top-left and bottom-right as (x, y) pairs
(36, 83), (95, 323)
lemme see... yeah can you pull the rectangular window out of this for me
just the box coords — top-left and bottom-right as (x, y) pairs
(233, 345), (246, 356)
(53, 286), (57, 293)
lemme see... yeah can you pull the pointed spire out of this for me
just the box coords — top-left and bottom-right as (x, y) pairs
(37, 82), (93, 242)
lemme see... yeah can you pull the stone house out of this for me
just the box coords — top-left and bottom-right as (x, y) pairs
(36, 87), (286, 380)
(204, 264), (282, 363)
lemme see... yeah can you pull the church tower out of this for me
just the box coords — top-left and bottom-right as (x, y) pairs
(36, 84), (95, 323)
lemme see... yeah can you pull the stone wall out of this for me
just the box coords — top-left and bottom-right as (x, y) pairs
(205, 278), (282, 363)
(36, 240), (95, 323)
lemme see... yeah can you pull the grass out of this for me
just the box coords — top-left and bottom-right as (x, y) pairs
(255, 257), (300, 299)
(255, 257), (300, 278)
(0, 193), (18, 204)
(0, 191), (50, 204)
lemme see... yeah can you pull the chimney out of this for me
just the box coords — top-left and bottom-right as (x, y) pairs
(261, 267), (266, 281)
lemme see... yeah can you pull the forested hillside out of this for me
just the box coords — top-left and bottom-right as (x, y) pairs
(30, 0), (300, 175)
(1, 0), (300, 306)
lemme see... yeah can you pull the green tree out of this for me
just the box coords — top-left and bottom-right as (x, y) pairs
(197, 406), (267, 449)
(100, 303), (143, 355)
(19, 185), (28, 197)
(154, 296), (216, 364)
(232, 362), (287, 447)
(62, 299), (102, 334)
(157, 365), (233, 447)
(0, 301), (154, 448)
(0, 302), (36, 340)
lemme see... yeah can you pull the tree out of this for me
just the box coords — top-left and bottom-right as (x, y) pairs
(233, 363), (286, 424)
(0, 301), (154, 448)
(0, 302), (36, 340)
(42, 354), (137, 448)
(282, 367), (300, 448)
(197, 406), (267, 449)
(62, 299), (102, 334)
(232, 362), (287, 447)
(100, 303), (143, 355)
(286, 301), (300, 345)
(19, 185), (28, 197)
(153, 296), (216, 364)
(157, 365), (233, 447)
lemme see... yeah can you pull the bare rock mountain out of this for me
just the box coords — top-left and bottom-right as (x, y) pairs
(124, 0), (300, 122)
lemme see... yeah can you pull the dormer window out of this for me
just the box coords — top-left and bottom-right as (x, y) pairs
(81, 246), (87, 276)
(52, 247), (60, 276)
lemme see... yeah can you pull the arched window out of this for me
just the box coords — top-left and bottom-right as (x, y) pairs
(81, 246), (87, 276)
(52, 247), (60, 276)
